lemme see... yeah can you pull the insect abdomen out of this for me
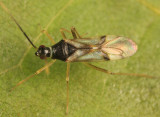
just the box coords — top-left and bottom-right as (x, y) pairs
(51, 40), (76, 61)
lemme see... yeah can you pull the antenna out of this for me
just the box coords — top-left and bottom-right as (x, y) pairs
(0, 2), (37, 49)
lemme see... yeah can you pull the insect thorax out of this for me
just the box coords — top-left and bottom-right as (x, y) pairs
(50, 40), (76, 61)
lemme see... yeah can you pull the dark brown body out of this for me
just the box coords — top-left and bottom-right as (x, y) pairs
(51, 40), (76, 61)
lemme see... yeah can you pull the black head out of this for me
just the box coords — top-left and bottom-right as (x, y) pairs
(35, 45), (50, 59)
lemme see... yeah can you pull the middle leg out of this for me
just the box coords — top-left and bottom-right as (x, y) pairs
(71, 27), (82, 38)
(60, 28), (78, 39)
(66, 62), (70, 114)
(71, 27), (88, 39)
(60, 27), (87, 39)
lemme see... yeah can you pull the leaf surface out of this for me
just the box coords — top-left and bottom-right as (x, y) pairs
(0, 0), (160, 116)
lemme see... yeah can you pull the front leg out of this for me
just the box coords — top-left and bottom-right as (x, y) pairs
(41, 30), (55, 44)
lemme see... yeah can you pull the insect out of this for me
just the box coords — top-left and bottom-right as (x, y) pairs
(0, 2), (156, 114)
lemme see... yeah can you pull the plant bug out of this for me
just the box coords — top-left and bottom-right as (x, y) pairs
(0, 1), (156, 114)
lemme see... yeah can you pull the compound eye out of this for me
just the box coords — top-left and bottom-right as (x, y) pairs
(40, 45), (45, 48)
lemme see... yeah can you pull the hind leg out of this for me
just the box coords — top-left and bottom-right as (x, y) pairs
(83, 62), (155, 79)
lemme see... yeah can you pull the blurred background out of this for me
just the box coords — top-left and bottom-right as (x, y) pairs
(0, 0), (160, 116)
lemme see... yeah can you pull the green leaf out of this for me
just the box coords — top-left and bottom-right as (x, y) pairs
(0, 0), (160, 116)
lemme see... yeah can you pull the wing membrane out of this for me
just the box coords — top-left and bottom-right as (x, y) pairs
(102, 36), (137, 60)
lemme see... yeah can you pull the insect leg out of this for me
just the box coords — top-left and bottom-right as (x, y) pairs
(44, 59), (50, 75)
(60, 28), (77, 39)
(41, 30), (55, 75)
(61, 27), (85, 39)
(71, 27), (88, 39)
(71, 27), (82, 38)
(71, 28), (78, 39)
(41, 30), (55, 44)
(61, 27), (82, 39)
(11, 60), (56, 91)
(60, 28), (71, 33)
(66, 62), (70, 114)
(60, 28), (68, 39)
(60, 27), (87, 39)
(83, 63), (156, 79)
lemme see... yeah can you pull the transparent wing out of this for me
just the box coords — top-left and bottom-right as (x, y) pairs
(101, 36), (137, 60)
